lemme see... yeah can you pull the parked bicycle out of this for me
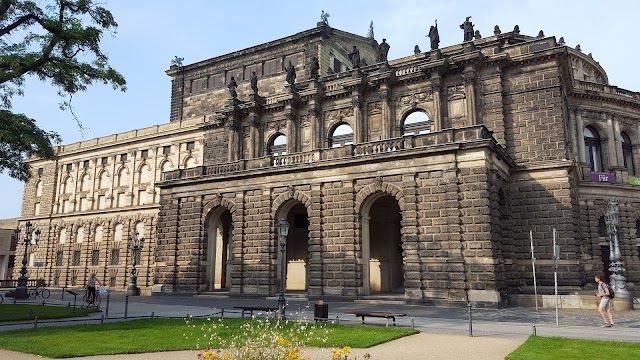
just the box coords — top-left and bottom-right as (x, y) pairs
(29, 285), (50, 299)
(81, 286), (103, 309)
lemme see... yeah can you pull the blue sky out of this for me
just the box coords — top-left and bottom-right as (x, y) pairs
(1, 0), (638, 219)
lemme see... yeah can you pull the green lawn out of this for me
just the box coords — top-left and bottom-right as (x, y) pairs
(0, 304), (99, 322)
(0, 318), (417, 358)
(507, 336), (640, 360)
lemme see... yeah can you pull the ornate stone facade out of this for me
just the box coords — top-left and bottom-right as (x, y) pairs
(15, 23), (640, 305)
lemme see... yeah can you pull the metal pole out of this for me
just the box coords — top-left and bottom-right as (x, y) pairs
(277, 235), (286, 320)
(553, 228), (559, 327)
(530, 230), (538, 311)
(467, 303), (473, 337)
(125, 294), (129, 319)
(105, 293), (110, 318)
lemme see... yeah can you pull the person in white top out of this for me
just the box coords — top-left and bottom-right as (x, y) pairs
(86, 273), (101, 304)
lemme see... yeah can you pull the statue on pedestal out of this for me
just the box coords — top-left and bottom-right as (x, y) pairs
(378, 39), (390, 62)
(227, 76), (238, 98)
(250, 72), (259, 94)
(348, 45), (361, 68)
(310, 56), (320, 80)
(460, 16), (474, 42)
(285, 61), (296, 85)
(428, 20), (440, 50)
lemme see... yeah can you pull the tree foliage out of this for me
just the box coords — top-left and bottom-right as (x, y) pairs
(0, 0), (126, 181)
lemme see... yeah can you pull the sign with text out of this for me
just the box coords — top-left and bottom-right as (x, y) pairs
(630, 176), (640, 186)
(591, 172), (616, 183)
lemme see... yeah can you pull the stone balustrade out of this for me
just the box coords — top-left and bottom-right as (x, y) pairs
(162, 125), (495, 182)
(574, 80), (640, 101)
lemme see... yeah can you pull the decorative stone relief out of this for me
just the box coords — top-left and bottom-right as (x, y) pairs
(367, 101), (382, 115)
(267, 120), (288, 132)
(325, 107), (354, 121)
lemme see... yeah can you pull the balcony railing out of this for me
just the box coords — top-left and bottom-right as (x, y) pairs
(574, 80), (640, 100)
(162, 125), (493, 182)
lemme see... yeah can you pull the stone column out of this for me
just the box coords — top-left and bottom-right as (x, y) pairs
(462, 67), (477, 126)
(613, 115), (624, 166)
(226, 122), (239, 162)
(605, 113), (617, 168)
(248, 113), (260, 159)
(576, 109), (587, 163)
(378, 88), (391, 139)
(286, 112), (297, 154)
(568, 109), (578, 162)
(431, 73), (443, 132)
(352, 95), (364, 143)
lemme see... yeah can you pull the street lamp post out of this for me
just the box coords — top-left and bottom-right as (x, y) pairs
(605, 198), (632, 310)
(14, 221), (41, 300)
(276, 219), (290, 320)
(127, 231), (144, 296)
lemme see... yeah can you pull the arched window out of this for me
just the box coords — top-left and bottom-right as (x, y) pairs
(113, 223), (123, 242)
(270, 133), (287, 156)
(622, 132), (635, 175)
(35, 180), (43, 197)
(584, 127), (603, 172)
(76, 227), (84, 243)
(329, 123), (354, 148)
(94, 225), (103, 243)
(80, 173), (90, 192)
(59, 228), (67, 244)
(403, 111), (430, 136)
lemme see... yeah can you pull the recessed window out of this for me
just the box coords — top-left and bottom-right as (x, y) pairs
(622, 132), (635, 175)
(141, 150), (149, 158)
(83, 160), (90, 169)
(101, 157), (108, 166)
(186, 141), (195, 151)
(270, 134), (287, 156)
(120, 153), (128, 162)
(329, 124), (354, 148)
(403, 111), (431, 136)
(584, 127), (603, 172)
(73, 250), (81, 266)
(91, 250), (100, 266)
(110, 249), (120, 265)
(163, 146), (171, 155)
(37, 168), (43, 176)
(66, 164), (72, 172)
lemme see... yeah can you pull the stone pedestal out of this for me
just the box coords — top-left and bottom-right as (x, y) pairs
(613, 297), (633, 311)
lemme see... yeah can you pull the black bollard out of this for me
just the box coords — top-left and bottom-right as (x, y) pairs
(467, 303), (473, 337)
(34, 317), (38, 329)
(532, 324), (537, 336)
(101, 314), (104, 325)
(125, 294), (129, 319)
(105, 293), (110, 318)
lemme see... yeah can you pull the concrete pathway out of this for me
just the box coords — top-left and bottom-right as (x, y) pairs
(0, 333), (526, 360)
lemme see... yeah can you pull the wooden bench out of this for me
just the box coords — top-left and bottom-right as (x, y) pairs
(350, 311), (407, 326)
(234, 306), (278, 318)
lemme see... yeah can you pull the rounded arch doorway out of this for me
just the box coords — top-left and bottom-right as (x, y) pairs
(361, 193), (404, 295)
(276, 201), (310, 292)
(204, 207), (233, 291)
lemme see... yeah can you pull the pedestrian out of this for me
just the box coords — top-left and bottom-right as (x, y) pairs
(86, 272), (101, 305)
(594, 275), (615, 327)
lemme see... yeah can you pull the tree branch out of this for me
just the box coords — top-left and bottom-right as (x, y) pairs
(0, 13), (39, 37)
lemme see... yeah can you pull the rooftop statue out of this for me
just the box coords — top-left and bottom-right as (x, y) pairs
(171, 56), (184, 67)
(250, 72), (259, 94)
(367, 21), (374, 38)
(378, 38), (390, 62)
(310, 56), (320, 80)
(285, 60), (296, 85)
(227, 76), (238, 98)
(320, 10), (330, 25)
(428, 20), (440, 50)
(460, 16), (474, 42)
(348, 45), (361, 68)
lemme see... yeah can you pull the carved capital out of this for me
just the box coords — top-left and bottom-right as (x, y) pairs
(352, 96), (363, 109)
(462, 70), (476, 85)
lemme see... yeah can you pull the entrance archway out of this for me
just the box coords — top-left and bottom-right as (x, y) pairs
(362, 193), (403, 294)
(276, 201), (310, 291)
(204, 207), (233, 291)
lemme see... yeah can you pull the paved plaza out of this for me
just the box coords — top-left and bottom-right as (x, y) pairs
(0, 290), (639, 359)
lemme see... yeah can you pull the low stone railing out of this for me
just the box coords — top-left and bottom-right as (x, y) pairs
(162, 125), (494, 181)
(574, 80), (640, 100)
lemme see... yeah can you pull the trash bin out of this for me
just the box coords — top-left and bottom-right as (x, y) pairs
(314, 299), (328, 322)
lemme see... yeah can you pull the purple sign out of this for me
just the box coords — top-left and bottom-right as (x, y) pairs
(591, 172), (616, 183)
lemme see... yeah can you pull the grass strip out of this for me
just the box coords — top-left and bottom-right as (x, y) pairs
(0, 318), (415, 358)
(506, 336), (640, 360)
(0, 304), (99, 322)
